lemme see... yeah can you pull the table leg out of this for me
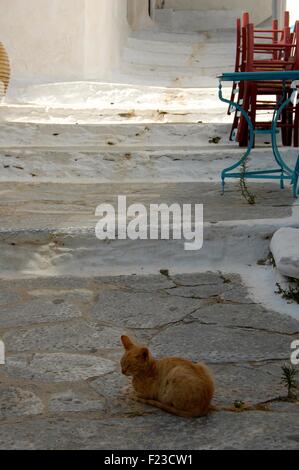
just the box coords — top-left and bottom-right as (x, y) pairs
(293, 156), (299, 198)
(272, 81), (298, 198)
(219, 79), (298, 198)
(218, 82), (255, 193)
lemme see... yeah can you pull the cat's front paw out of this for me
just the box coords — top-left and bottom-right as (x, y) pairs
(121, 385), (131, 395)
(134, 395), (148, 403)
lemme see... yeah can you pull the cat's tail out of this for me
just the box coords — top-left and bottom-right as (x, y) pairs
(137, 399), (268, 417)
(137, 398), (208, 418)
(209, 403), (269, 413)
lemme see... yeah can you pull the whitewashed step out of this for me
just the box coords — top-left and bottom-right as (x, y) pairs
(122, 47), (234, 68)
(155, 9), (242, 32)
(1, 82), (231, 124)
(0, 103), (229, 125)
(126, 36), (235, 55)
(4, 82), (226, 109)
(119, 63), (231, 81)
(0, 181), (293, 278)
(0, 122), (232, 149)
(110, 72), (220, 88)
(1, 146), (297, 184)
(131, 29), (236, 44)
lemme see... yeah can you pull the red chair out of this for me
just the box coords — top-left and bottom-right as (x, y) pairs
(240, 21), (297, 146)
(228, 12), (249, 116)
(231, 13), (296, 147)
(291, 22), (299, 147)
(229, 12), (292, 144)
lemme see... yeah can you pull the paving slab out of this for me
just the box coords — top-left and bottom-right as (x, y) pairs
(91, 290), (200, 329)
(167, 273), (255, 304)
(210, 362), (286, 406)
(0, 385), (44, 420)
(171, 272), (226, 286)
(0, 272), (297, 450)
(0, 290), (23, 306)
(48, 389), (105, 414)
(0, 412), (298, 450)
(0, 299), (82, 329)
(3, 321), (123, 354)
(190, 303), (299, 334)
(94, 274), (176, 292)
(166, 282), (253, 303)
(149, 322), (295, 363)
(4, 353), (116, 383)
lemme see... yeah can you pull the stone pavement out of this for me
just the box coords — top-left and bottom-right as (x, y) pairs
(0, 272), (298, 450)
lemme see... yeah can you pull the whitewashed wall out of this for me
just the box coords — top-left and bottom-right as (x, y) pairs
(285, 0), (299, 26)
(84, 0), (129, 80)
(0, 0), (131, 85)
(127, 0), (153, 30)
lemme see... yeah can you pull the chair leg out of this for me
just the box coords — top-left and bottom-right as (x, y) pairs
(237, 82), (252, 148)
(294, 104), (299, 148)
(287, 102), (293, 146)
(250, 85), (257, 147)
(281, 95), (293, 147)
(281, 106), (288, 146)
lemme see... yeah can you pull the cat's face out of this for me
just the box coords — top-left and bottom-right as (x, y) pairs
(120, 335), (150, 377)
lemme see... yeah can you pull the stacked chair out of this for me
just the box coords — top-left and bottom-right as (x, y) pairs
(228, 11), (299, 148)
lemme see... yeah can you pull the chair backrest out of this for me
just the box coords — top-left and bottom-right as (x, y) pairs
(284, 11), (290, 29)
(290, 21), (299, 70)
(0, 42), (10, 97)
(242, 12), (250, 28)
(235, 18), (242, 72)
(272, 19), (279, 59)
(244, 23), (255, 72)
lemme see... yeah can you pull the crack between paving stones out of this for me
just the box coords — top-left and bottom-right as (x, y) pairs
(121, 305), (297, 339)
(164, 291), (256, 304)
(190, 319), (299, 338)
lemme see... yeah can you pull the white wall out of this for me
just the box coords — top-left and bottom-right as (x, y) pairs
(127, 0), (153, 30)
(276, 1), (299, 28)
(0, 0), (131, 85)
(285, 0), (299, 26)
(84, 0), (129, 80)
(1, 0), (84, 84)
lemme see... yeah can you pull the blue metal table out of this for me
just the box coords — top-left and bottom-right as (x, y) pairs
(218, 71), (299, 198)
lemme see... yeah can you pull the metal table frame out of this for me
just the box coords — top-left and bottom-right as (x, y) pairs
(218, 71), (299, 198)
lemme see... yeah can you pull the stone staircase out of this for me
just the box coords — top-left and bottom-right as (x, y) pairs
(0, 25), (298, 311)
(115, 29), (236, 87)
(0, 22), (299, 451)
(154, 8), (242, 32)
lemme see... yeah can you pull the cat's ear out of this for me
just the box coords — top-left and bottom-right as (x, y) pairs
(121, 335), (134, 350)
(140, 347), (149, 361)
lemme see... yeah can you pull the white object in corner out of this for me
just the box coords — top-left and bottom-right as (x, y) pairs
(270, 227), (299, 280)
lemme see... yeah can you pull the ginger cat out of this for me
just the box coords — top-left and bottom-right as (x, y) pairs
(120, 335), (215, 418)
